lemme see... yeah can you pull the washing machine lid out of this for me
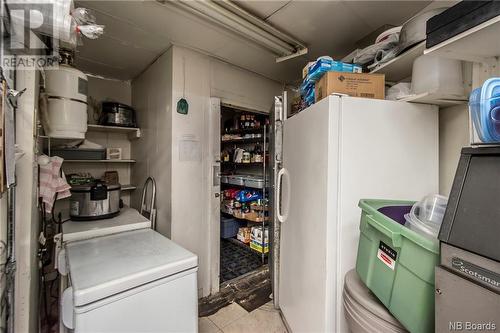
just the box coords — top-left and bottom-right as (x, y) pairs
(345, 270), (404, 327)
(66, 228), (198, 306)
(62, 207), (151, 243)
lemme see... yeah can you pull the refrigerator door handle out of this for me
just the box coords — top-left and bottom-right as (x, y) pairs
(61, 286), (75, 329)
(277, 167), (290, 223)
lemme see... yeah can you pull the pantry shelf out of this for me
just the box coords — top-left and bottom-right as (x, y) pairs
(221, 162), (264, 166)
(221, 137), (265, 144)
(398, 92), (468, 107)
(63, 159), (136, 163)
(121, 184), (137, 191)
(224, 127), (265, 135)
(370, 41), (425, 82)
(424, 15), (500, 63)
(87, 124), (141, 140)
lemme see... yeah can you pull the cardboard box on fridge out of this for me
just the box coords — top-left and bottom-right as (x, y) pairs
(315, 72), (385, 102)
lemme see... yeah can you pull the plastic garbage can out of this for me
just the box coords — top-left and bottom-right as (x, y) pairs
(343, 269), (407, 333)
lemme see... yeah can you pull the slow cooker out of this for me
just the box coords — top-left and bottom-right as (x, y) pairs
(70, 181), (121, 220)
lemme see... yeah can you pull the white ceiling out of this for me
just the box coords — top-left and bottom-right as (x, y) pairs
(74, 0), (432, 84)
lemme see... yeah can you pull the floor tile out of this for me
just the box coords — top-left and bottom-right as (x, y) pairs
(257, 300), (279, 313)
(208, 302), (248, 329)
(199, 317), (221, 333)
(222, 308), (287, 333)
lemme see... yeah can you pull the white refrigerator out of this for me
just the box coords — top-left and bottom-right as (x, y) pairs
(273, 95), (439, 332)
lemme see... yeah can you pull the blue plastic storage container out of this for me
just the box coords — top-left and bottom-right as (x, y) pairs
(469, 77), (500, 143)
(221, 217), (241, 238)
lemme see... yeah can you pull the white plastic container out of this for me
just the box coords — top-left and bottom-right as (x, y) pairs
(411, 55), (464, 96)
(44, 65), (88, 139)
(46, 97), (87, 139)
(410, 194), (448, 226)
(403, 194), (448, 239)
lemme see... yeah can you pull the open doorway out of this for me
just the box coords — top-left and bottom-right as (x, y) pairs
(219, 104), (270, 283)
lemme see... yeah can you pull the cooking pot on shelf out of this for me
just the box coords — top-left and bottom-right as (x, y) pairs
(100, 102), (137, 128)
(70, 181), (121, 220)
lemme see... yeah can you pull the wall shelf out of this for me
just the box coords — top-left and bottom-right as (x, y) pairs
(121, 184), (137, 191)
(424, 16), (500, 63)
(370, 41), (425, 82)
(87, 124), (141, 140)
(63, 159), (136, 163)
(221, 137), (264, 144)
(398, 92), (468, 107)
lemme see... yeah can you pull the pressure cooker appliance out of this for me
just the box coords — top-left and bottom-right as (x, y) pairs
(70, 182), (121, 220)
(100, 102), (137, 128)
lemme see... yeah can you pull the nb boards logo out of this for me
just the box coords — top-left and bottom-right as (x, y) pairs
(1, 0), (59, 70)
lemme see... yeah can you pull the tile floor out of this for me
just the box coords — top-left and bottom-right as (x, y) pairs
(199, 302), (287, 333)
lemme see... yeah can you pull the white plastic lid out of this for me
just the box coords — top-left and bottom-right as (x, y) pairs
(66, 229), (198, 306)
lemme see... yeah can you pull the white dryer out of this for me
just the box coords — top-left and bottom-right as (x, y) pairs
(60, 228), (198, 333)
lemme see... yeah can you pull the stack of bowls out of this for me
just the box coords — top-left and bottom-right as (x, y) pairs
(404, 194), (448, 239)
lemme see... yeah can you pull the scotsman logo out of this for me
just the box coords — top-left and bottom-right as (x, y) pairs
(451, 257), (500, 290)
(1, 0), (59, 70)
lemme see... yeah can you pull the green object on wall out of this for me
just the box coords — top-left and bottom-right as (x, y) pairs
(177, 98), (188, 115)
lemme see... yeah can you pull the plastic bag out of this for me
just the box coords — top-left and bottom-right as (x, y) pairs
(354, 34), (399, 65)
(71, 7), (96, 25)
(77, 25), (105, 39)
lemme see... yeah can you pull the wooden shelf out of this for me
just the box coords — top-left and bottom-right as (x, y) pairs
(424, 16), (500, 63)
(221, 137), (265, 144)
(398, 92), (468, 107)
(370, 41), (425, 82)
(87, 124), (141, 139)
(63, 159), (136, 163)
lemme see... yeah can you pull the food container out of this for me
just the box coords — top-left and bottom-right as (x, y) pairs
(220, 175), (229, 184)
(220, 217), (240, 238)
(242, 152), (251, 163)
(70, 182), (121, 220)
(410, 194), (447, 226)
(228, 175), (245, 186)
(469, 77), (500, 143)
(237, 227), (251, 244)
(411, 55), (464, 96)
(243, 176), (265, 189)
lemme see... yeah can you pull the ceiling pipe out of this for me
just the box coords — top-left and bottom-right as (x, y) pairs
(164, 0), (307, 60)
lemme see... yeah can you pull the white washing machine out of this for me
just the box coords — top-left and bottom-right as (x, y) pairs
(59, 228), (198, 333)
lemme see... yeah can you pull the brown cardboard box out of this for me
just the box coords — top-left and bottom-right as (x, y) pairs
(315, 72), (385, 102)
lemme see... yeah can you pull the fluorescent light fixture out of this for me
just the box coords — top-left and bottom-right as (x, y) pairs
(164, 0), (307, 61)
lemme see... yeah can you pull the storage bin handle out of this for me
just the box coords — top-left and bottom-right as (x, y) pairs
(366, 214), (402, 247)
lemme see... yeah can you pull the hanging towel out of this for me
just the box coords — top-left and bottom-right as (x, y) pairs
(39, 155), (71, 213)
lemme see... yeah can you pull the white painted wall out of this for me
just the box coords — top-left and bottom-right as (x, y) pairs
(131, 45), (282, 297)
(131, 49), (174, 236)
(14, 69), (40, 333)
(170, 46), (282, 297)
(439, 105), (469, 196)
